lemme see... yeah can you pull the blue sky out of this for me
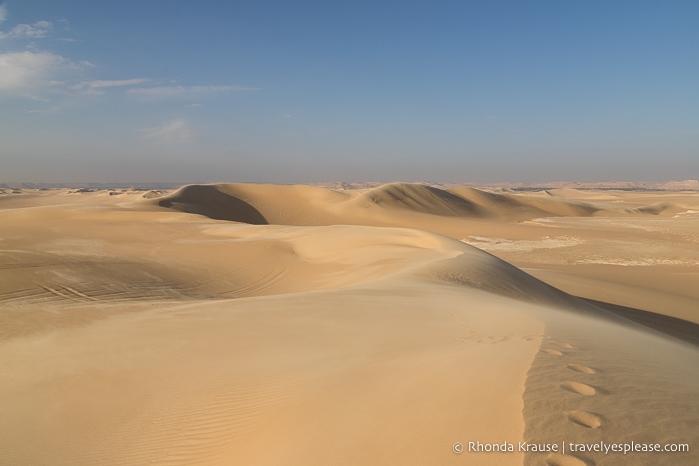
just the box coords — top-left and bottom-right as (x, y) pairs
(1, 1), (697, 183)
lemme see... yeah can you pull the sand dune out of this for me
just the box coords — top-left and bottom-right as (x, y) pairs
(357, 183), (490, 217)
(447, 187), (600, 219)
(1, 184), (698, 465)
(152, 182), (687, 226)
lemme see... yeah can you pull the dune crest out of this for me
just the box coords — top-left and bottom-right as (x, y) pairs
(151, 182), (684, 228)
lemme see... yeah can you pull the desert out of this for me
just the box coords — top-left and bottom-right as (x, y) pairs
(2, 2), (697, 464)
(0, 183), (697, 465)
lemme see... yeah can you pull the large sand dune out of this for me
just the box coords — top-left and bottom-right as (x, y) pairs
(1, 184), (698, 465)
(153, 183), (610, 224)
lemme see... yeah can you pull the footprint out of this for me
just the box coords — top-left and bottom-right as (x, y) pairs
(566, 364), (596, 374)
(566, 410), (602, 429)
(546, 453), (592, 466)
(550, 341), (574, 349)
(542, 349), (563, 356)
(559, 381), (596, 396)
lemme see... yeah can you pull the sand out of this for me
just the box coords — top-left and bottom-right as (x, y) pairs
(0, 184), (697, 465)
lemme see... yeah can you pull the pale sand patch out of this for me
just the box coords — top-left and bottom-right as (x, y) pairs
(575, 258), (699, 266)
(460, 235), (585, 252)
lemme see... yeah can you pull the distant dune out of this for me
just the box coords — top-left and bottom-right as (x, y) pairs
(1, 183), (697, 465)
(152, 183), (691, 227)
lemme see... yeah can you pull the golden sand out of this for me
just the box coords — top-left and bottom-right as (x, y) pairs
(0, 184), (697, 465)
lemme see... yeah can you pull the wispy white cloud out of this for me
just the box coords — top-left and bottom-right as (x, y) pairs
(86, 78), (152, 88)
(139, 118), (193, 143)
(0, 51), (85, 93)
(0, 6), (53, 40)
(128, 85), (259, 96)
(72, 78), (152, 94)
(0, 20), (53, 39)
(0, 6), (253, 105)
(184, 103), (203, 108)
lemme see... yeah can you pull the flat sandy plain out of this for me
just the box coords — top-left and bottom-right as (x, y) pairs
(0, 183), (697, 466)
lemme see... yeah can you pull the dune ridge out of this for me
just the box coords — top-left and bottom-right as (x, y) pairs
(152, 183), (693, 227)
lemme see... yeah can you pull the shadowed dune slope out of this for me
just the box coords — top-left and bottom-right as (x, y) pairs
(580, 298), (699, 347)
(356, 183), (490, 217)
(413, 246), (609, 317)
(158, 183), (350, 225)
(157, 184), (268, 223)
(624, 202), (685, 216)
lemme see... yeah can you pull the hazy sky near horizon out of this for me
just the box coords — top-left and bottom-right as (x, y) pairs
(1, 1), (697, 183)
